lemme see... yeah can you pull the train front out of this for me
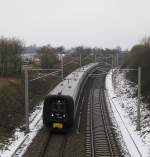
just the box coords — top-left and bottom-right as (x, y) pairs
(43, 95), (74, 131)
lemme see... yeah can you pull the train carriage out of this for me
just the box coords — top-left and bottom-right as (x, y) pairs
(42, 63), (98, 131)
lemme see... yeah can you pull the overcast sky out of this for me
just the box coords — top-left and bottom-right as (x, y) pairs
(0, 0), (150, 49)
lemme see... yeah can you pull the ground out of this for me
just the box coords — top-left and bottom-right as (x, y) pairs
(1, 68), (150, 156)
(106, 70), (150, 156)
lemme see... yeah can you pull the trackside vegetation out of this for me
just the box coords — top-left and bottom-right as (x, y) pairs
(38, 45), (59, 69)
(0, 37), (120, 147)
(0, 37), (23, 76)
(123, 37), (150, 106)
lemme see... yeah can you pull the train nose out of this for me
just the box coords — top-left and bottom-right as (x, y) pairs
(55, 113), (66, 119)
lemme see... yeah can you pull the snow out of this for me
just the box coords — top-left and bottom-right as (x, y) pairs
(0, 102), (43, 157)
(0, 63), (97, 157)
(2, 66), (150, 157)
(105, 70), (150, 157)
(50, 63), (98, 101)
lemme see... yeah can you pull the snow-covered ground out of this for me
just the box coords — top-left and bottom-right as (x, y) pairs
(0, 63), (97, 157)
(1, 67), (150, 157)
(0, 102), (43, 157)
(105, 70), (150, 157)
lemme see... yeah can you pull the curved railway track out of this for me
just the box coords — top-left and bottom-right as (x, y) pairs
(86, 87), (120, 157)
(40, 133), (67, 157)
(15, 68), (142, 157)
(16, 69), (123, 157)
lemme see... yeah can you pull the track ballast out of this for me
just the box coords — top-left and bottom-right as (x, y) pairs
(86, 87), (120, 157)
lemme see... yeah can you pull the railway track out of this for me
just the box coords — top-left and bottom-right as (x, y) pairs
(11, 117), (43, 157)
(86, 88), (120, 157)
(40, 133), (67, 157)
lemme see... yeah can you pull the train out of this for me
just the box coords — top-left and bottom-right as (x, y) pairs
(42, 63), (98, 131)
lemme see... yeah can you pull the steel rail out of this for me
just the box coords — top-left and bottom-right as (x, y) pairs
(99, 89), (114, 157)
(39, 134), (67, 157)
(59, 135), (68, 157)
(11, 135), (30, 157)
(11, 117), (42, 157)
(89, 88), (95, 157)
(39, 133), (52, 157)
(76, 96), (85, 134)
(86, 88), (119, 157)
(106, 90), (143, 157)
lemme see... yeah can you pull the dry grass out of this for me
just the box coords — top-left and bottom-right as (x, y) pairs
(0, 78), (20, 88)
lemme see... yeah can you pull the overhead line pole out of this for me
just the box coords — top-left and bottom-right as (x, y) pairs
(25, 67), (29, 133)
(137, 67), (141, 131)
(61, 54), (64, 81)
(94, 54), (96, 63)
(80, 54), (82, 68)
(117, 67), (142, 131)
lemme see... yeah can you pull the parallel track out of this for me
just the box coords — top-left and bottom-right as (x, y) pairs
(86, 88), (120, 157)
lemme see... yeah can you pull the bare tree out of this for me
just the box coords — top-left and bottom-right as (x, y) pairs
(141, 37), (150, 46)
(38, 45), (58, 69)
(0, 37), (24, 76)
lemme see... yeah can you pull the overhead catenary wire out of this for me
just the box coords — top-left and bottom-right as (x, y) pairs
(29, 71), (60, 82)
(29, 68), (62, 71)
(63, 60), (79, 66)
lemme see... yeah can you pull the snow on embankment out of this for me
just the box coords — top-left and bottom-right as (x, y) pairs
(105, 70), (150, 157)
(0, 63), (97, 157)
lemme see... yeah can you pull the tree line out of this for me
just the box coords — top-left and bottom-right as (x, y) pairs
(123, 37), (150, 104)
(0, 37), (24, 76)
(0, 36), (120, 77)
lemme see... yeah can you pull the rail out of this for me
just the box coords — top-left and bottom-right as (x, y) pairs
(86, 88), (120, 157)
(99, 89), (114, 156)
(105, 90), (143, 157)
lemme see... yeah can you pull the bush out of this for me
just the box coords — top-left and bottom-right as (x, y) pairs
(0, 37), (24, 76)
(38, 45), (58, 69)
(125, 44), (150, 99)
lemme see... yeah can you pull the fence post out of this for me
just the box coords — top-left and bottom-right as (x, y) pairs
(25, 67), (29, 133)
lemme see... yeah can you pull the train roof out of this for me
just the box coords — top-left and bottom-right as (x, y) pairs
(49, 63), (98, 100)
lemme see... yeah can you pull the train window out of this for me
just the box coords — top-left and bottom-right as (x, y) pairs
(57, 100), (66, 112)
(51, 99), (67, 113)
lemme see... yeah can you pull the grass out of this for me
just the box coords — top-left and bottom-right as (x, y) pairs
(0, 61), (91, 149)
(0, 75), (60, 149)
(0, 128), (11, 150)
(0, 78), (20, 87)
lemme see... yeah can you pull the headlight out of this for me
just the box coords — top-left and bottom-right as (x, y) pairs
(63, 114), (66, 118)
(51, 113), (54, 117)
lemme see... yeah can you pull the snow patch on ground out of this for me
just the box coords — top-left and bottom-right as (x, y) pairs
(0, 63), (97, 157)
(2, 66), (150, 157)
(0, 102), (43, 157)
(106, 70), (150, 157)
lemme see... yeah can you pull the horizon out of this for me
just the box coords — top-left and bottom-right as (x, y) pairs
(0, 0), (150, 50)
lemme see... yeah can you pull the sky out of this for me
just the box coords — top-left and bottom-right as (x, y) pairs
(0, 0), (150, 49)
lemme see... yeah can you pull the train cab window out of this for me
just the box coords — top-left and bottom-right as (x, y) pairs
(51, 99), (67, 113)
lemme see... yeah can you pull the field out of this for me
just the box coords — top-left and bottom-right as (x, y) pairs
(0, 75), (60, 147)
(0, 61), (80, 148)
